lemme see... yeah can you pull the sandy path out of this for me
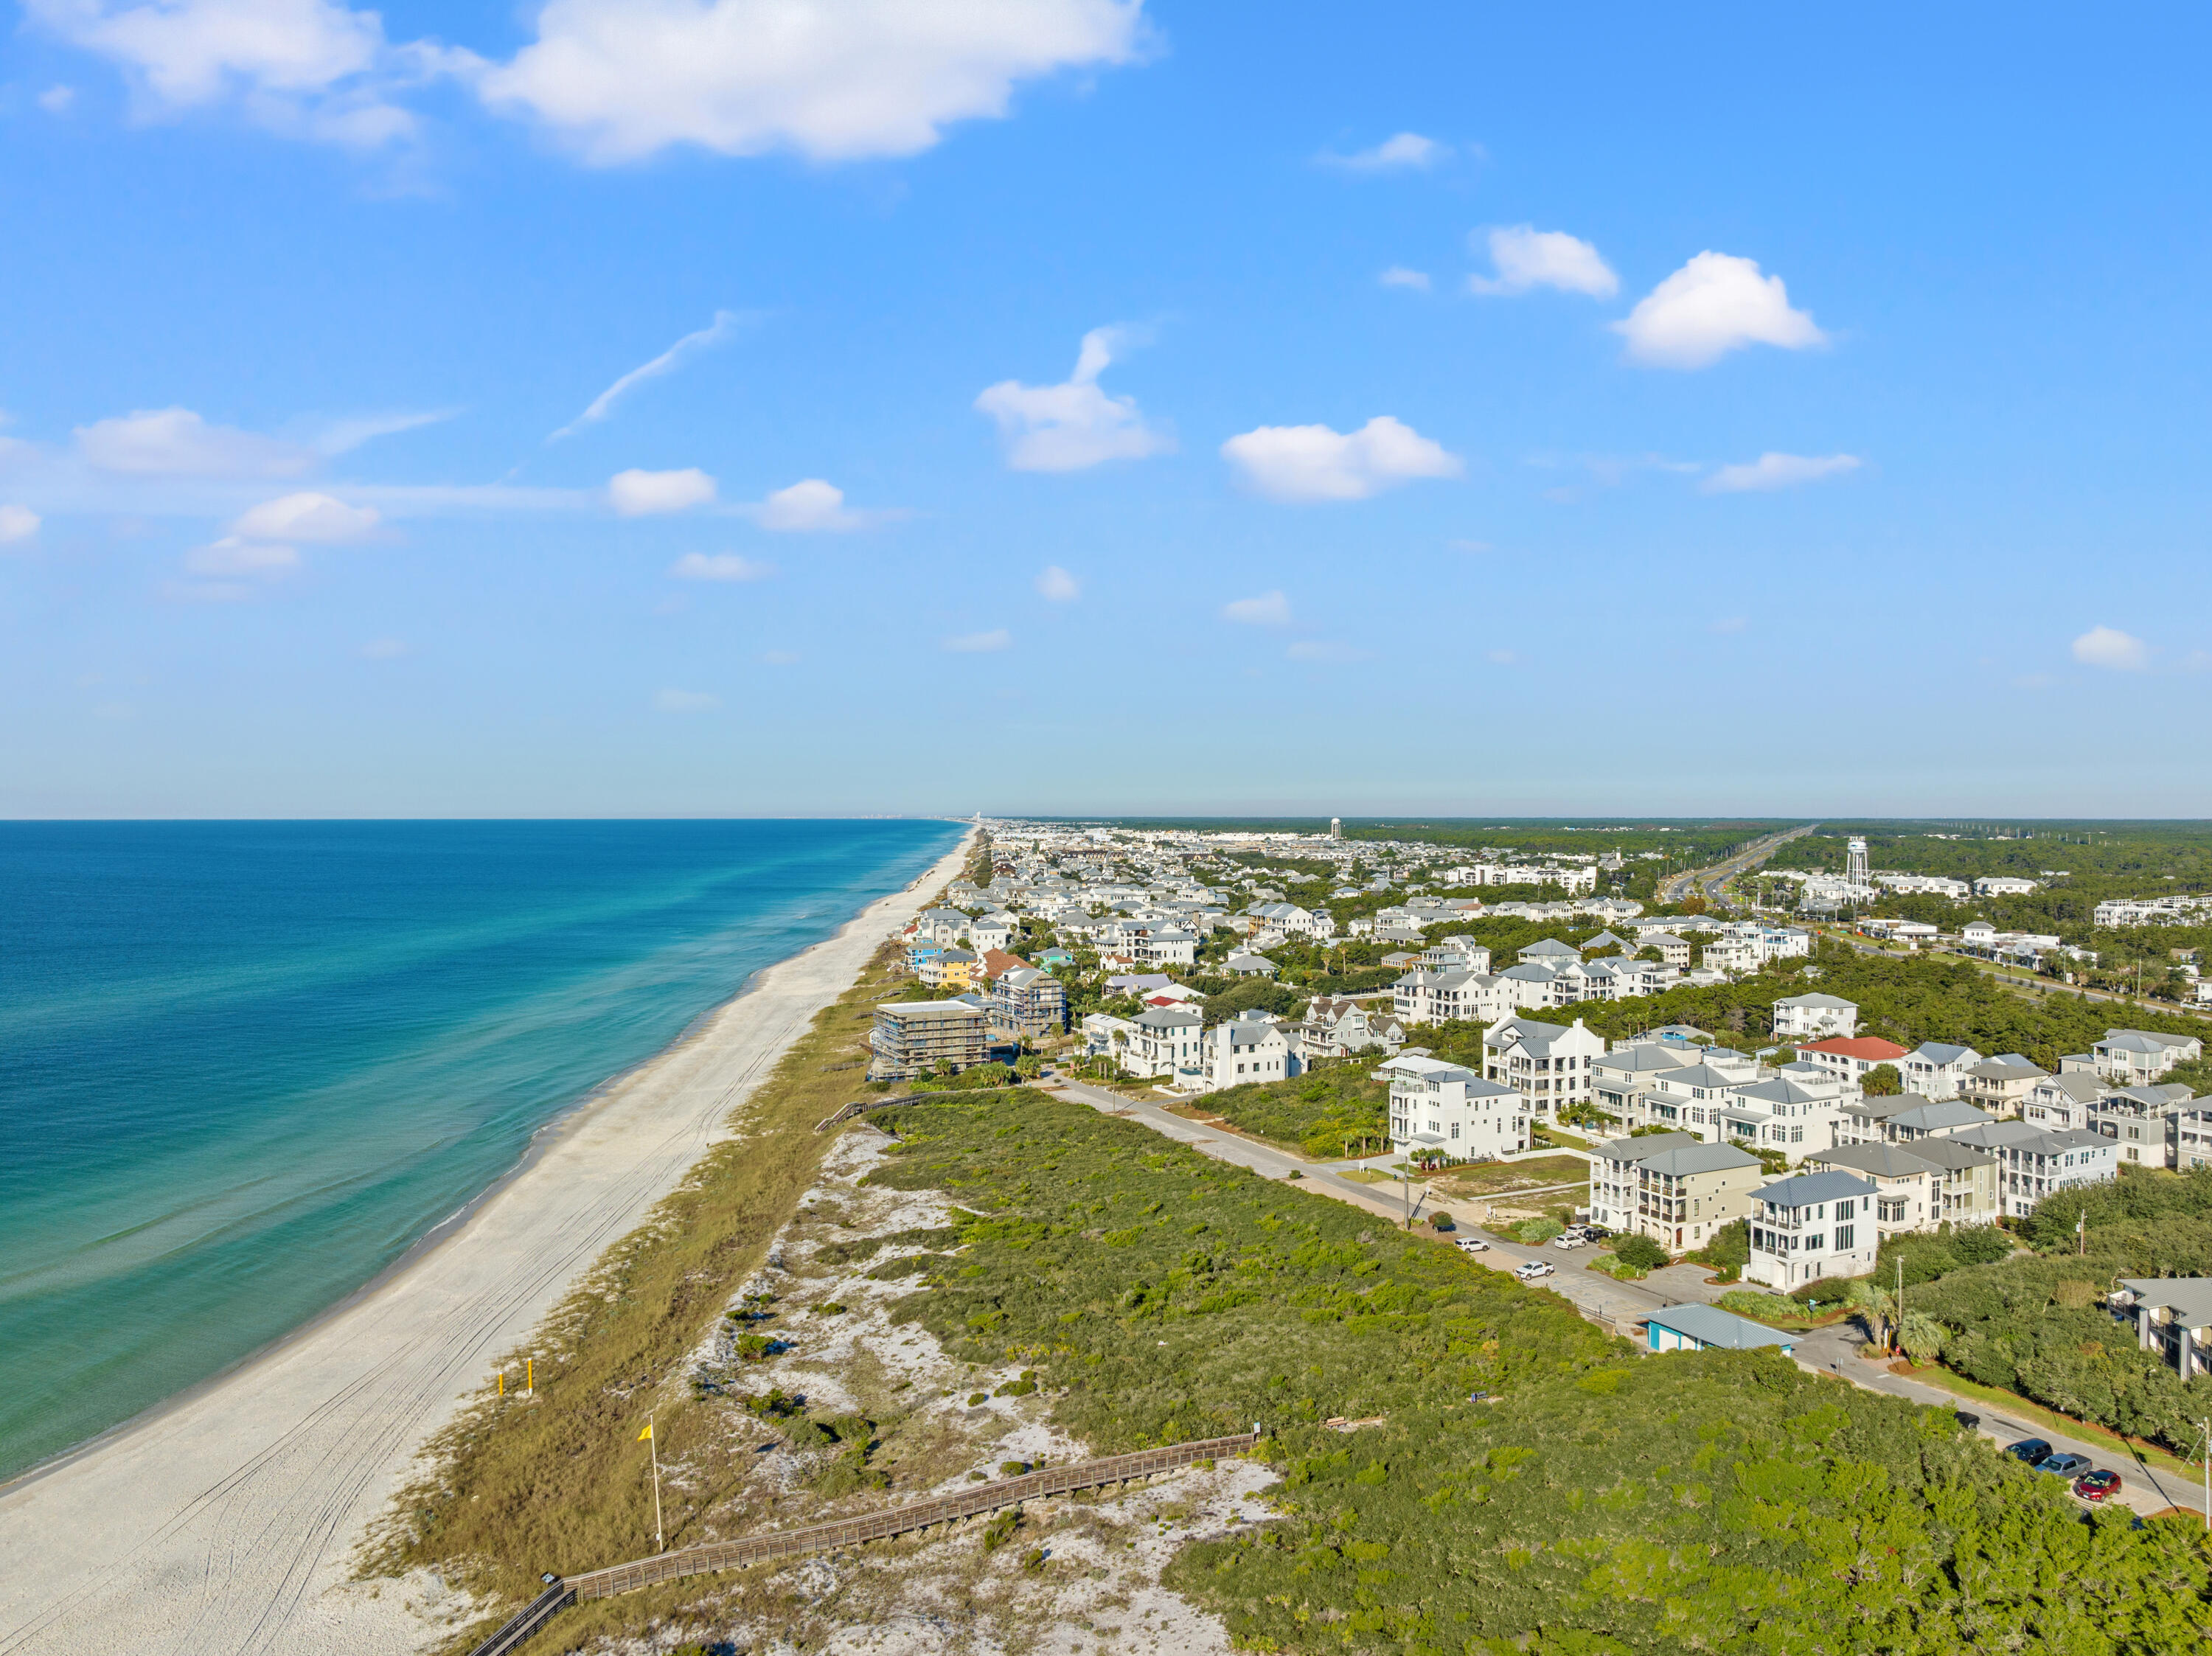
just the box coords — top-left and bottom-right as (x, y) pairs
(0, 829), (974, 1656)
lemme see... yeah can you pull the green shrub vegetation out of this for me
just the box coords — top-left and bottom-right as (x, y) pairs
(1198, 1064), (1391, 1158)
(864, 1090), (2212, 1653)
(1610, 1234), (1669, 1272)
(1902, 1177), (2212, 1453)
(1686, 1218), (1749, 1283)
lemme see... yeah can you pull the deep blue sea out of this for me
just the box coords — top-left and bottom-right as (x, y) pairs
(0, 819), (959, 1482)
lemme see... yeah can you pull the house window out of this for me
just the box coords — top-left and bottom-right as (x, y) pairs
(1834, 1225), (1854, 1249)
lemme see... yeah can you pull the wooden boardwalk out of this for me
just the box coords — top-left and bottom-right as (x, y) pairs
(468, 1430), (1259, 1654)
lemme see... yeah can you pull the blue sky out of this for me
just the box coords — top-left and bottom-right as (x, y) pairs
(3, 1), (2210, 818)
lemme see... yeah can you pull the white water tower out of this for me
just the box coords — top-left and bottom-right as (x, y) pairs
(1330, 817), (1343, 841)
(1846, 836), (1870, 891)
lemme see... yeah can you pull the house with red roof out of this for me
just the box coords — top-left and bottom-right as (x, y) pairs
(1797, 1035), (1909, 1087)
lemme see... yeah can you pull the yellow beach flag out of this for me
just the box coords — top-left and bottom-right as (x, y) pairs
(637, 1423), (653, 1441)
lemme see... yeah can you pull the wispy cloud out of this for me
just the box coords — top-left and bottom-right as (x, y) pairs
(670, 552), (773, 582)
(551, 311), (752, 441)
(1035, 565), (1080, 602)
(359, 637), (411, 660)
(1467, 226), (1616, 298)
(1287, 640), (1369, 664)
(0, 504), (40, 544)
(1319, 132), (1447, 172)
(1378, 266), (1431, 291)
(1701, 452), (1860, 494)
(943, 628), (1012, 653)
(232, 491), (381, 543)
(1709, 616), (1749, 635)
(315, 408), (459, 456)
(655, 687), (721, 712)
(1222, 591), (1291, 626)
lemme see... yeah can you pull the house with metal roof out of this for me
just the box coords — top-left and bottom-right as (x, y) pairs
(1771, 992), (1859, 1040)
(2091, 1029), (2202, 1086)
(1645, 1301), (1797, 1357)
(1902, 1042), (1984, 1101)
(2117, 1278), (2212, 1380)
(1745, 1169), (1879, 1289)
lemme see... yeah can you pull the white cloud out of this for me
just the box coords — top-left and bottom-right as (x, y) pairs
(943, 628), (1012, 653)
(0, 504), (40, 544)
(1701, 452), (1862, 495)
(77, 407), (316, 478)
(185, 535), (298, 577)
(1613, 251), (1826, 369)
(38, 84), (77, 113)
(1378, 266), (1431, 291)
(550, 310), (748, 440)
(753, 478), (867, 532)
(358, 636), (410, 659)
(975, 326), (1172, 472)
(1320, 131), (1444, 172)
(1287, 640), (1369, 664)
(1467, 226), (1617, 299)
(2072, 625), (2149, 672)
(1034, 564), (1080, 602)
(1220, 415), (1461, 503)
(669, 551), (773, 581)
(655, 686), (721, 712)
(608, 467), (716, 515)
(1222, 590), (1290, 626)
(232, 490), (380, 542)
(479, 0), (1146, 165)
(23, 0), (433, 147)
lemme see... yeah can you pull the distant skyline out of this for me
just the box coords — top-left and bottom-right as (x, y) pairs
(4, 3), (2211, 817)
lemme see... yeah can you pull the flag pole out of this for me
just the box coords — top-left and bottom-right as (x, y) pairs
(647, 1416), (665, 1552)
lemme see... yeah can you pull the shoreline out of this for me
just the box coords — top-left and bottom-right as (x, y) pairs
(0, 826), (975, 1656)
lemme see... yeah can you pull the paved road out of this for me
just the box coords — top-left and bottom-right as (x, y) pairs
(1790, 1321), (2208, 1520)
(1042, 1074), (2210, 1523)
(1660, 824), (1818, 911)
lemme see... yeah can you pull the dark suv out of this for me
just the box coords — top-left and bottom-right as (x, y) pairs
(2006, 1438), (2053, 1463)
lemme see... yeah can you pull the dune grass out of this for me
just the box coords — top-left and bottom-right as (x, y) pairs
(364, 942), (909, 1652)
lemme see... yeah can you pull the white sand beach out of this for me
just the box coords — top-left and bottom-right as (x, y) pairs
(0, 829), (974, 1656)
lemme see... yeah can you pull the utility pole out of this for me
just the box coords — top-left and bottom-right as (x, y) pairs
(1895, 1257), (1904, 1354)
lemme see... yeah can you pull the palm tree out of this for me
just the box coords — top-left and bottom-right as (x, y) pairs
(1898, 1312), (1946, 1365)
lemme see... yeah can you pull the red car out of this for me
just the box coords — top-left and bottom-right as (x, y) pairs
(2074, 1469), (2123, 1503)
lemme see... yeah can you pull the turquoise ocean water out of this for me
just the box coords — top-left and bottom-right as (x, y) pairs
(0, 819), (959, 1482)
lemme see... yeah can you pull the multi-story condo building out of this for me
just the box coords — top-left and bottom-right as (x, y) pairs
(988, 967), (1067, 1040)
(869, 999), (989, 1082)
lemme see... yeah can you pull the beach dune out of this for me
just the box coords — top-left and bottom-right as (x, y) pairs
(0, 831), (973, 1656)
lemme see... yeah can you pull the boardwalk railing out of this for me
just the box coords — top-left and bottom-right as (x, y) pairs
(467, 1430), (1259, 1655)
(813, 1094), (920, 1133)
